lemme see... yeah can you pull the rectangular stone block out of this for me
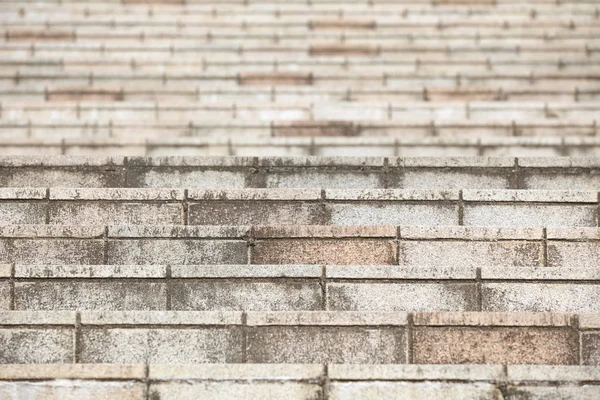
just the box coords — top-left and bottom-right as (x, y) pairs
(0, 329), (73, 363)
(107, 240), (247, 264)
(327, 203), (458, 226)
(482, 283), (600, 313)
(0, 364), (145, 379)
(49, 202), (183, 225)
(252, 239), (397, 265)
(399, 241), (542, 267)
(47, 87), (125, 102)
(463, 204), (597, 227)
(0, 168), (124, 188)
(15, 264), (167, 279)
(507, 365), (600, 381)
(172, 264), (321, 279)
(4, 239), (104, 264)
(149, 382), (321, 400)
(80, 328), (243, 363)
(328, 283), (477, 312)
(503, 386), (600, 400)
(330, 382), (502, 400)
(272, 121), (356, 137)
(189, 202), (325, 225)
(127, 169), (246, 188)
(246, 326), (405, 363)
(548, 242), (600, 268)
(14, 281), (167, 311)
(413, 327), (578, 364)
(0, 281), (10, 310)
(171, 280), (322, 311)
(266, 171), (384, 189)
(522, 173), (600, 190)
(327, 265), (476, 280)
(401, 170), (511, 189)
(329, 364), (505, 381)
(582, 333), (600, 365)
(239, 72), (313, 86)
(0, 381), (145, 400)
(0, 203), (46, 225)
(309, 44), (379, 56)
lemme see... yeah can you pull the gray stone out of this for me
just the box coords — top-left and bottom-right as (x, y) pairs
(0, 381), (145, 400)
(0, 281), (10, 310)
(171, 280), (322, 311)
(128, 169), (246, 188)
(0, 203), (46, 225)
(0, 329), (73, 363)
(504, 386), (600, 400)
(328, 282), (478, 312)
(327, 203), (458, 226)
(189, 202), (325, 225)
(80, 328), (243, 363)
(14, 281), (167, 311)
(4, 239), (104, 264)
(149, 382), (322, 400)
(49, 202), (183, 225)
(463, 204), (597, 227)
(329, 382), (503, 400)
(107, 240), (248, 264)
(246, 326), (405, 363)
(548, 242), (600, 268)
(482, 283), (600, 312)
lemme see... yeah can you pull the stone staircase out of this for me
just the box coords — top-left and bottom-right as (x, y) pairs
(1, 0), (600, 399)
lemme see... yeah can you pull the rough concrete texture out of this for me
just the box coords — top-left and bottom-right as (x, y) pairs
(171, 280), (322, 311)
(246, 326), (405, 363)
(0, 381), (145, 400)
(329, 382), (503, 400)
(0, 329), (73, 364)
(413, 327), (578, 364)
(189, 202), (325, 225)
(149, 382), (322, 400)
(463, 204), (597, 227)
(252, 239), (397, 265)
(80, 328), (243, 364)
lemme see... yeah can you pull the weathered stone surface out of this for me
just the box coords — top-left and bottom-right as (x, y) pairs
(0, 281), (10, 310)
(14, 281), (167, 311)
(482, 283), (600, 312)
(0, 203), (46, 225)
(398, 241), (542, 267)
(80, 328), (243, 363)
(149, 382), (321, 400)
(266, 171), (383, 189)
(582, 333), (600, 365)
(189, 202), (325, 225)
(49, 202), (183, 225)
(548, 242), (600, 268)
(252, 239), (397, 265)
(327, 203), (458, 226)
(329, 364), (505, 380)
(127, 169), (246, 188)
(0, 329), (73, 363)
(2, 239), (104, 264)
(0, 364), (145, 379)
(401, 170), (510, 189)
(413, 327), (578, 364)
(463, 204), (597, 227)
(171, 280), (321, 311)
(503, 386), (600, 400)
(329, 382), (503, 400)
(107, 240), (248, 264)
(327, 283), (477, 312)
(15, 264), (167, 278)
(0, 381), (145, 400)
(246, 327), (405, 363)
(0, 168), (124, 188)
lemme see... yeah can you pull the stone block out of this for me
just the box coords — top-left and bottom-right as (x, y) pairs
(189, 202), (325, 225)
(327, 203), (458, 226)
(329, 364), (505, 381)
(413, 327), (578, 364)
(149, 382), (321, 400)
(0, 203), (46, 225)
(329, 382), (503, 400)
(582, 333), (600, 365)
(0, 329), (73, 363)
(463, 204), (597, 227)
(107, 240), (248, 264)
(14, 281), (167, 311)
(49, 202), (183, 225)
(548, 242), (600, 268)
(246, 326), (405, 363)
(252, 239), (397, 265)
(327, 283), (477, 312)
(266, 171), (384, 189)
(0, 281), (10, 310)
(127, 169), (246, 189)
(482, 283), (600, 312)
(399, 241), (542, 267)
(0, 168), (124, 188)
(503, 386), (600, 400)
(171, 280), (322, 311)
(0, 381), (145, 400)
(80, 328), (243, 364)
(4, 239), (104, 264)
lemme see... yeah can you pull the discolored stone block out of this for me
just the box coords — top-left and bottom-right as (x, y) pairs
(413, 327), (578, 364)
(171, 280), (322, 311)
(0, 329), (73, 363)
(107, 240), (247, 265)
(14, 281), (167, 311)
(0, 203), (46, 225)
(5, 239), (104, 264)
(189, 202), (325, 225)
(149, 382), (321, 400)
(246, 326), (405, 363)
(49, 202), (183, 225)
(80, 328), (243, 364)
(252, 239), (397, 265)
(0, 381), (145, 400)
(582, 333), (600, 365)
(330, 382), (503, 400)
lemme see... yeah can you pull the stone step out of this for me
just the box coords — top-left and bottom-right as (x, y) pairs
(2, 363), (600, 399)
(0, 310), (593, 365)
(3, 137), (600, 157)
(4, 263), (600, 313)
(0, 188), (597, 227)
(0, 224), (596, 268)
(0, 156), (599, 190)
